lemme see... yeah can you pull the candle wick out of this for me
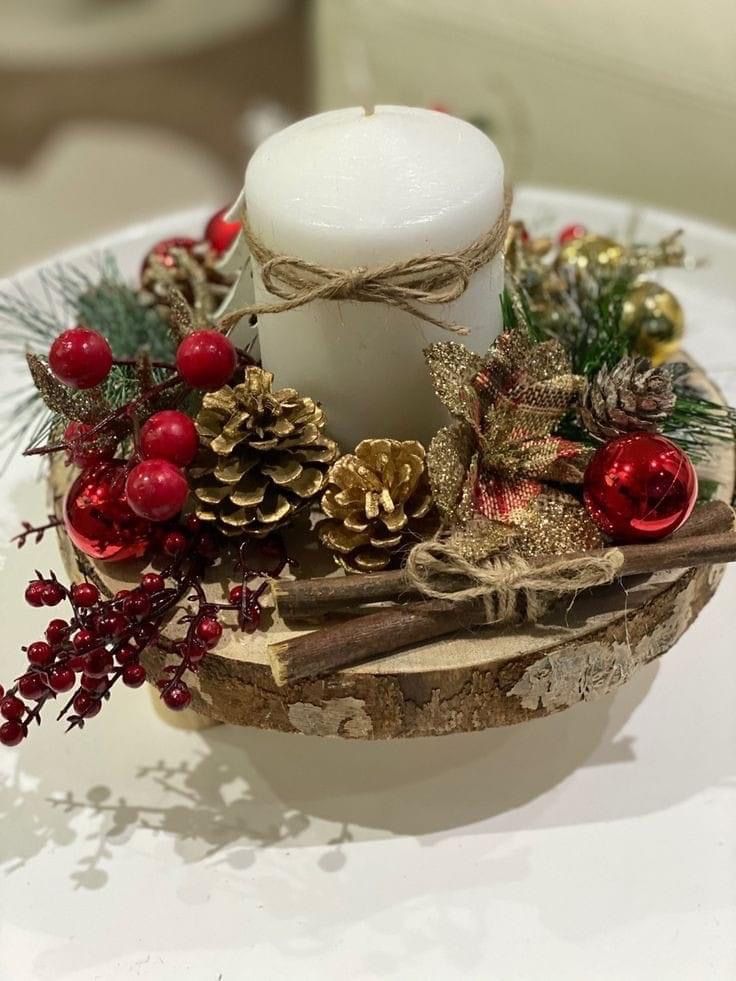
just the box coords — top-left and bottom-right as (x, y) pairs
(363, 104), (375, 117)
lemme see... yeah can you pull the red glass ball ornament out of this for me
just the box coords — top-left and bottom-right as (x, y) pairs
(175, 330), (237, 391)
(204, 207), (241, 255)
(0, 720), (27, 746)
(558, 223), (587, 246)
(583, 433), (698, 543)
(140, 410), (199, 467)
(49, 326), (113, 390)
(64, 462), (153, 562)
(125, 460), (189, 522)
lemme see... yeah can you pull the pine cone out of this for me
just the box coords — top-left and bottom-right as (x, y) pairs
(140, 242), (232, 323)
(318, 439), (436, 573)
(191, 367), (338, 538)
(580, 357), (675, 440)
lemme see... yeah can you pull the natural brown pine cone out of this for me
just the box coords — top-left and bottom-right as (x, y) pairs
(579, 356), (676, 441)
(140, 242), (232, 323)
(191, 366), (338, 538)
(318, 439), (436, 573)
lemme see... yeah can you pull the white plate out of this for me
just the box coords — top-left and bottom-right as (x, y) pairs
(1, 190), (735, 981)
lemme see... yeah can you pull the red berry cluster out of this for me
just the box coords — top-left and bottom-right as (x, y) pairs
(1, 511), (288, 747)
(48, 321), (238, 528)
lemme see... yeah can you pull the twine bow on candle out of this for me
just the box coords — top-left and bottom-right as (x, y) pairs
(222, 187), (513, 335)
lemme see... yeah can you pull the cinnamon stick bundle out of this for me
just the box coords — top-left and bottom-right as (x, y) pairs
(268, 502), (735, 686)
(272, 501), (734, 620)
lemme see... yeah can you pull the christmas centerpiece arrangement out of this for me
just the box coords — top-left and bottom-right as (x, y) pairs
(1, 106), (735, 747)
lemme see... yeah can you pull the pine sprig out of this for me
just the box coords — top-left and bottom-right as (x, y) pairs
(0, 254), (176, 465)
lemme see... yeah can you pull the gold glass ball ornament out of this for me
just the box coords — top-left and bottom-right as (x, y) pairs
(556, 234), (624, 277)
(622, 280), (685, 365)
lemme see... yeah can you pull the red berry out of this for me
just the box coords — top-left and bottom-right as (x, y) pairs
(141, 572), (165, 595)
(48, 666), (75, 693)
(85, 649), (113, 677)
(0, 720), (27, 746)
(558, 223), (587, 246)
(45, 619), (70, 645)
(81, 674), (107, 693)
(175, 330), (236, 391)
(73, 692), (101, 718)
(73, 628), (97, 653)
(183, 641), (206, 664)
(71, 582), (99, 607)
(27, 641), (53, 667)
(123, 591), (151, 618)
(204, 206), (241, 255)
(163, 531), (187, 556)
(126, 460), (189, 522)
(0, 685), (3, 699)
(96, 612), (128, 638)
(195, 617), (222, 648)
(162, 683), (192, 712)
(64, 421), (116, 467)
(41, 582), (65, 607)
(184, 514), (201, 532)
(49, 326), (113, 390)
(140, 411), (199, 467)
(1, 695), (25, 721)
(115, 644), (138, 665)
(229, 584), (243, 605)
(25, 581), (46, 607)
(18, 674), (48, 701)
(69, 655), (88, 673)
(122, 663), (147, 688)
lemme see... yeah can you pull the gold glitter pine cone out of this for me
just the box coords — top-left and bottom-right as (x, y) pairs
(191, 366), (338, 538)
(318, 439), (435, 573)
(579, 356), (676, 441)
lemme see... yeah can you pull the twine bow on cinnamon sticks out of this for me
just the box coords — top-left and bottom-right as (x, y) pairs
(267, 501), (736, 686)
(222, 188), (513, 335)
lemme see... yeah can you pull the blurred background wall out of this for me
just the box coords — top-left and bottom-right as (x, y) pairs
(1, 0), (734, 276)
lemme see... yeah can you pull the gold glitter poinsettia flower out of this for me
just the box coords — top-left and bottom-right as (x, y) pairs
(318, 439), (436, 572)
(424, 329), (603, 558)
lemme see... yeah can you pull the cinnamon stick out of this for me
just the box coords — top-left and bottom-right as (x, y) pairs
(269, 521), (736, 686)
(272, 501), (734, 621)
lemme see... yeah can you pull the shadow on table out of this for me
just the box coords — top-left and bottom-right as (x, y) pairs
(1, 655), (662, 889)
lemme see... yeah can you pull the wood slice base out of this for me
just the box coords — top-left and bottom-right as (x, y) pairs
(49, 358), (734, 739)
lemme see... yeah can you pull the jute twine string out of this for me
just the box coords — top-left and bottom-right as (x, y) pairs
(222, 187), (513, 335)
(405, 537), (625, 624)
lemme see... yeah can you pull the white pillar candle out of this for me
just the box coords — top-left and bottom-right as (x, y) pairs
(244, 105), (506, 449)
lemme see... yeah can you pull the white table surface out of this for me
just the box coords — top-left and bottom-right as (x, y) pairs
(0, 188), (735, 981)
